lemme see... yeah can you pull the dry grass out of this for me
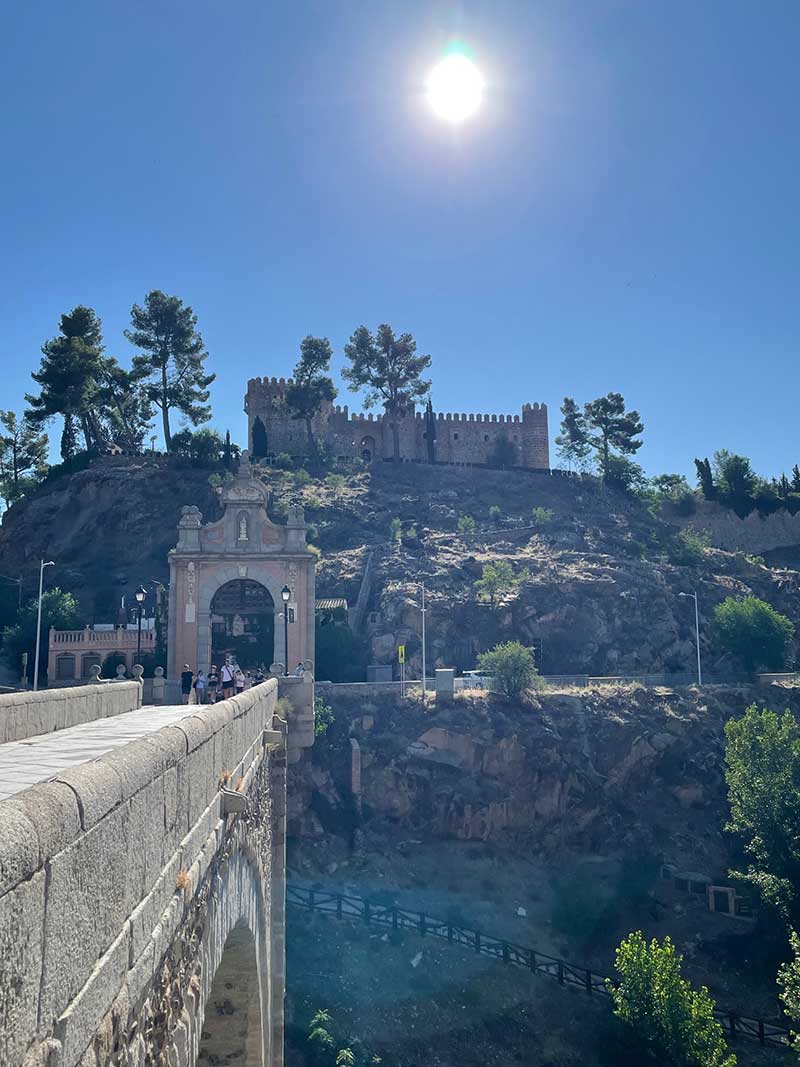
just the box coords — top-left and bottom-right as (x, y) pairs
(176, 869), (191, 892)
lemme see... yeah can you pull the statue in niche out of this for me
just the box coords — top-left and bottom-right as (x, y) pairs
(238, 513), (249, 541)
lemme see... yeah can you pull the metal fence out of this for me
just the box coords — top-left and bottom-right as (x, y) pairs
(286, 883), (792, 1051)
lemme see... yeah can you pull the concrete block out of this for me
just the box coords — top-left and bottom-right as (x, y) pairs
(0, 800), (40, 894)
(55, 922), (131, 1067)
(0, 868), (46, 1067)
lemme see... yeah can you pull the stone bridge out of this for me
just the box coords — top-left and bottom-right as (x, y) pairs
(0, 677), (313, 1067)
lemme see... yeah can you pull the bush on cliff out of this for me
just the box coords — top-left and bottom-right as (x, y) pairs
(713, 596), (795, 674)
(477, 640), (540, 699)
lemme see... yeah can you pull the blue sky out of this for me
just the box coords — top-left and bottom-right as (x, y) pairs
(2, 1), (798, 479)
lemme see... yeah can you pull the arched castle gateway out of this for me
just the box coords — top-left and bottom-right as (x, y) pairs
(246, 378), (550, 469)
(168, 455), (315, 679)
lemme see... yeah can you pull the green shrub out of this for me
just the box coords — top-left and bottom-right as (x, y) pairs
(667, 528), (709, 566)
(314, 696), (335, 737)
(532, 506), (554, 524)
(489, 504), (502, 522)
(477, 641), (540, 698)
(305, 494), (323, 510)
(294, 468), (311, 486)
(458, 514), (477, 538)
(274, 452), (293, 470)
(713, 596), (795, 673)
(389, 517), (402, 543)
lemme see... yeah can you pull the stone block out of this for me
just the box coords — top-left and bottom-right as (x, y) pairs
(54, 761), (123, 830)
(0, 800), (40, 894)
(99, 738), (168, 800)
(0, 868), (46, 1067)
(54, 922), (131, 1067)
(128, 851), (182, 964)
(11, 781), (82, 866)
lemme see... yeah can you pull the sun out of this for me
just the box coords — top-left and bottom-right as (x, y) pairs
(427, 53), (484, 123)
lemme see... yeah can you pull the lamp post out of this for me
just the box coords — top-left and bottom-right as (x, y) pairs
(33, 559), (55, 691)
(679, 591), (702, 685)
(421, 583), (427, 696)
(134, 585), (147, 662)
(281, 584), (291, 676)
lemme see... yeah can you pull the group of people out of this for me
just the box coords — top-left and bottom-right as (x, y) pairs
(180, 661), (259, 704)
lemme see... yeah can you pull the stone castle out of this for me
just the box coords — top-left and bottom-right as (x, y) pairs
(245, 377), (550, 469)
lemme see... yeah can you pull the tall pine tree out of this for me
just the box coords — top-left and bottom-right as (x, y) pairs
(125, 290), (215, 450)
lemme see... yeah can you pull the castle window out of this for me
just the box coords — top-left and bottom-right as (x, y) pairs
(453, 433), (459, 440)
(484, 434), (489, 442)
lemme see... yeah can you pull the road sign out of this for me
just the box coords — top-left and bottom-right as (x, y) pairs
(398, 645), (405, 664)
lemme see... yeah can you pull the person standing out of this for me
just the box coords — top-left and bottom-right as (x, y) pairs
(194, 669), (207, 705)
(180, 664), (194, 705)
(293, 661), (305, 677)
(220, 660), (235, 700)
(207, 666), (219, 703)
(234, 665), (245, 695)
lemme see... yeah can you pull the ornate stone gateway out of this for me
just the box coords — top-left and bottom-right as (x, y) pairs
(167, 456), (315, 680)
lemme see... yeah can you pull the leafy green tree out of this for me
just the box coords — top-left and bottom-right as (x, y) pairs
(713, 596), (795, 674)
(584, 393), (644, 479)
(0, 411), (48, 507)
(286, 336), (337, 464)
(126, 290), (215, 450)
(532, 506), (554, 524)
(477, 641), (540, 699)
(1, 588), (81, 683)
(325, 473), (346, 500)
(694, 457), (716, 500)
(389, 517), (402, 543)
(489, 504), (502, 522)
(27, 306), (108, 451)
(457, 514), (476, 539)
(604, 454), (648, 495)
(725, 704), (800, 919)
(608, 932), (735, 1067)
(652, 473), (690, 497)
(777, 931), (800, 1047)
(343, 324), (431, 461)
(713, 450), (758, 517)
(555, 397), (591, 470)
(170, 428), (223, 466)
(475, 560), (517, 610)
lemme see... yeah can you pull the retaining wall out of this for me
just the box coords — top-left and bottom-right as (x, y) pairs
(0, 679), (283, 1067)
(0, 681), (142, 744)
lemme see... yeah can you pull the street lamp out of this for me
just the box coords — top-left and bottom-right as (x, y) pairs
(281, 585), (291, 676)
(33, 560), (55, 691)
(134, 585), (147, 662)
(679, 591), (702, 686)
(420, 583), (428, 696)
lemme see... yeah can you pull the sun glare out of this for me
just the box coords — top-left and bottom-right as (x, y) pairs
(427, 53), (484, 123)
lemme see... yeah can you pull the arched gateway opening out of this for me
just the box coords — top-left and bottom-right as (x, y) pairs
(211, 579), (275, 670)
(198, 924), (264, 1066)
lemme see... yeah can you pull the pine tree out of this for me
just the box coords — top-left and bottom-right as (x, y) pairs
(694, 457), (716, 500)
(286, 336), (337, 464)
(343, 324), (431, 461)
(583, 393), (644, 479)
(26, 306), (107, 450)
(59, 416), (77, 461)
(792, 465), (800, 493)
(0, 411), (49, 507)
(555, 397), (591, 470)
(125, 290), (215, 451)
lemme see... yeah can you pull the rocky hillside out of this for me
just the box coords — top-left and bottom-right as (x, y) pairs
(2, 457), (800, 677)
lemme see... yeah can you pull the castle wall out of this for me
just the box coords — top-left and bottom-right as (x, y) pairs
(245, 377), (549, 470)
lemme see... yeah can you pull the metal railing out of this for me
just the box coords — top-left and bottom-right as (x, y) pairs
(286, 883), (792, 1050)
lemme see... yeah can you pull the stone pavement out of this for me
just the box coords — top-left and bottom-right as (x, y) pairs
(0, 703), (195, 800)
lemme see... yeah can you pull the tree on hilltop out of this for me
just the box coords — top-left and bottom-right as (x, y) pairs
(607, 931), (735, 1066)
(286, 336), (337, 464)
(94, 358), (153, 453)
(125, 290), (215, 451)
(713, 450), (758, 517)
(556, 393), (643, 480)
(477, 641), (540, 699)
(694, 457), (716, 500)
(0, 411), (49, 507)
(26, 306), (108, 451)
(343, 324), (431, 462)
(555, 397), (591, 470)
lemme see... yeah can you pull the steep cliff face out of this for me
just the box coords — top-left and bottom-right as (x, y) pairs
(292, 683), (800, 878)
(2, 458), (800, 679)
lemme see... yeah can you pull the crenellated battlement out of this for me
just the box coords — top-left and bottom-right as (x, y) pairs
(245, 376), (549, 469)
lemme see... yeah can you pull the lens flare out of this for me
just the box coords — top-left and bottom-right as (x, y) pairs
(427, 53), (484, 123)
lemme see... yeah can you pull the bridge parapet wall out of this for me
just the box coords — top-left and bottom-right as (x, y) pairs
(0, 681), (142, 744)
(0, 679), (285, 1067)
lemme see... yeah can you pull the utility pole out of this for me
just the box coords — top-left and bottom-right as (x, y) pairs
(33, 560), (55, 691)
